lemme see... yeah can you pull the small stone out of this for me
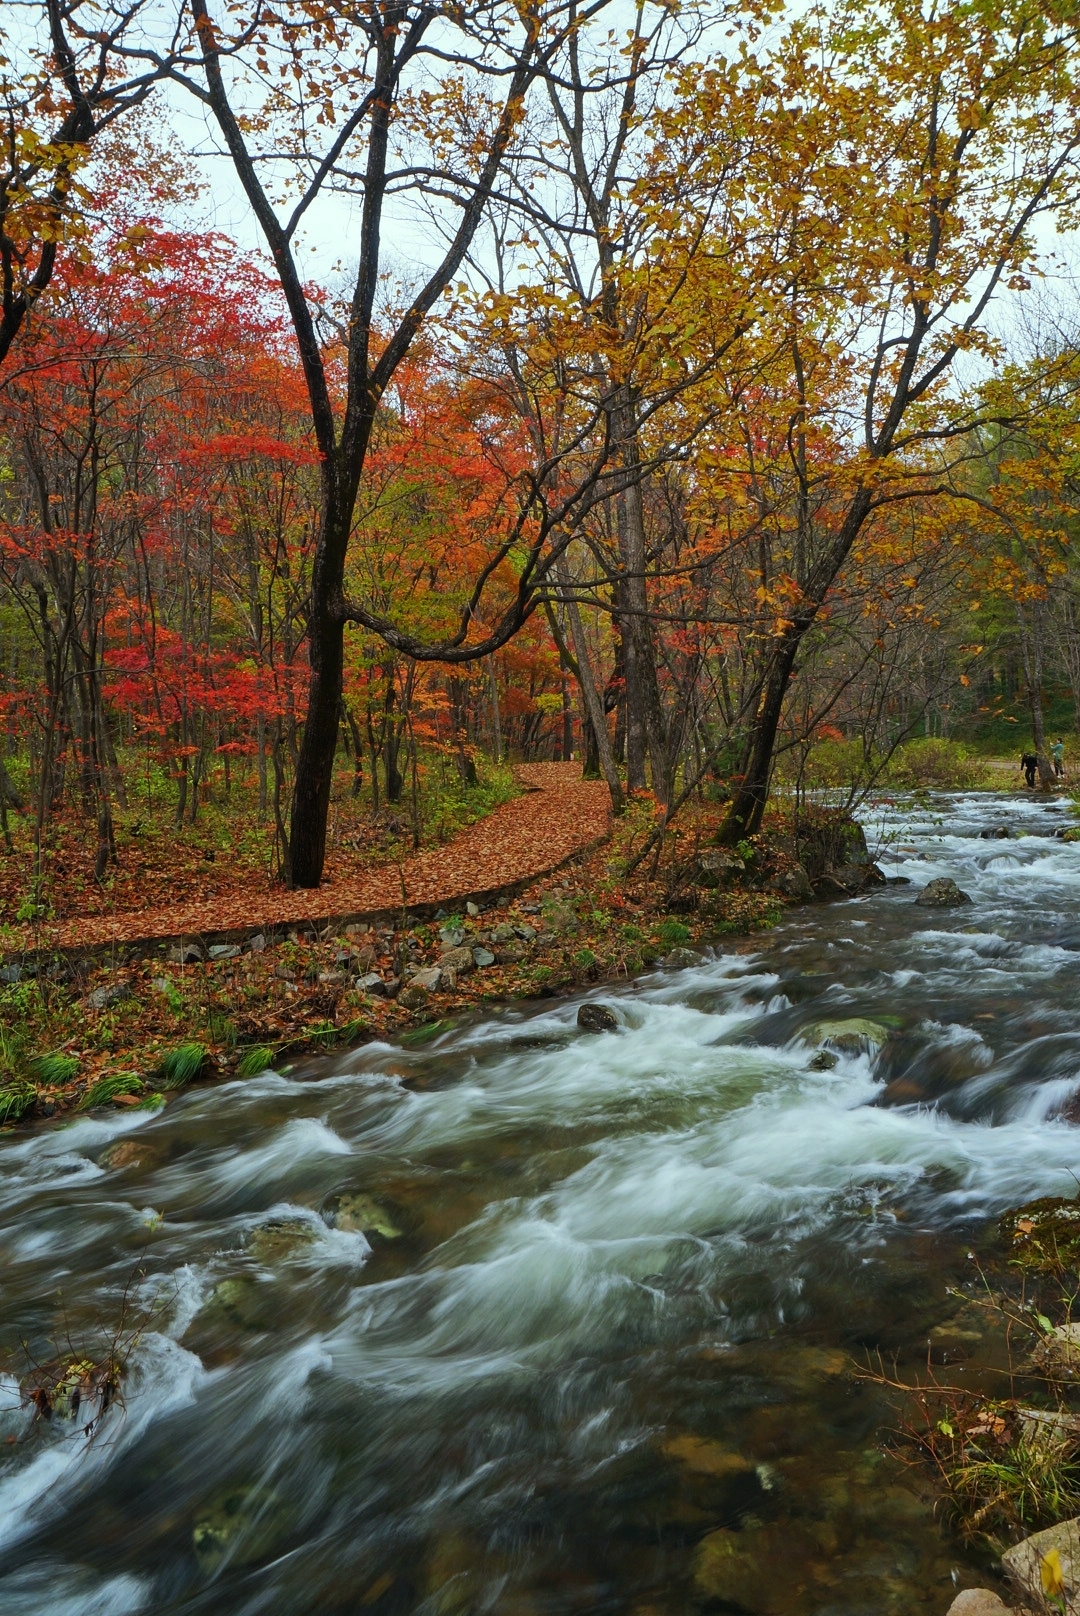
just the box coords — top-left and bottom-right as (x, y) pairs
(472, 947), (496, 968)
(325, 1192), (402, 1239)
(357, 972), (388, 995)
(355, 945), (376, 971)
(577, 1002), (618, 1033)
(664, 946), (700, 968)
(318, 969), (346, 986)
(492, 923), (518, 944)
(439, 946), (474, 976)
(466, 901), (480, 918)
(801, 1017), (891, 1055)
(167, 943), (203, 964)
(519, 903), (540, 915)
(398, 982), (429, 1010)
(208, 943), (241, 961)
(945, 1592), (1012, 1616)
(439, 926), (465, 948)
(0, 964), (24, 983)
(1002, 1517), (1080, 1613)
(766, 865), (814, 903)
(274, 963), (296, 981)
(247, 933), (266, 952)
(411, 967), (443, 992)
(152, 977), (172, 995)
(495, 946), (524, 965)
(915, 876), (972, 907)
(513, 923), (536, 942)
(334, 948), (354, 965)
(979, 826), (1012, 840)
(87, 981), (133, 1011)
(248, 1218), (316, 1263)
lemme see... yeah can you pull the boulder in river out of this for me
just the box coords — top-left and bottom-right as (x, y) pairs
(577, 1002), (618, 1033)
(979, 825), (1013, 839)
(766, 864), (814, 903)
(1002, 1516), (1080, 1614)
(664, 946), (701, 968)
(324, 1192), (402, 1239)
(1000, 1196), (1080, 1274)
(193, 1484), (290, 1574)
(915, 876), (972, 907)
(801, 1017), (892, 1056)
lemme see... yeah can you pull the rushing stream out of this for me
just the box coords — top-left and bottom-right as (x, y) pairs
(3, 790), (1080, 1616)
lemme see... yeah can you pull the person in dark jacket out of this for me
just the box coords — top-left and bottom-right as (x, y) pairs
(1020, 752), (1038, 788)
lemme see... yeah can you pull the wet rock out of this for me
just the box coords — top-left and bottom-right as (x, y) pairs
(192, 1484), (290, 1574)
(767, 865), (814, 903)
(694, 848), (745, 888)
(808, 1049), (839, 1071)
(208, 943), (241, 961)
(356, 971), (388, 995)
(801, 1017), (891, 1056)
(99, 1139), (160, 1171)
(87, 981), (133, 1011)
(471, 947), (496, 968)
(495, 946), (524, 965)
(203, 1276), (264, 1329)
(915, 876), (972, 907)
(664, 946), (700, 968)
(167, 943), (203, 964)
(979, 825), (1013, 840)
(945, 1592), (1013, 1616)
(398, 981), (431, 1010)
(247, 1218), (316, 1263)
(577, 1002), (618, 1033)
(1000, 1196), (1080, 1274)
(439, 946), (474, 976)
(323, 1192), (402, 1239)
(1002, 1516), (1080, 1614)
(885, 874), (913, 886)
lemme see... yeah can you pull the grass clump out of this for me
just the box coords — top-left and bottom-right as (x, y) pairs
(157, 1042), (208, 1088)
(656, 920), (691, 947)
(236, 1044), (275, 1079)
(30, 1051), (79, 1086)
(0, 1080), (35, 1125)
(80, 1071), (143, 1109)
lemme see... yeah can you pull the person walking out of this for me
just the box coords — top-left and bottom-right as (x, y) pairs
(1051, 737), (1065, 778)
(1021, 751), (1038, 788)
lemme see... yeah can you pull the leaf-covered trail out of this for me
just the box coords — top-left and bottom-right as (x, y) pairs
(19, 764), (612, 954)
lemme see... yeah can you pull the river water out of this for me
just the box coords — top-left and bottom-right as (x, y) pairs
(2, 790), (1080, 1616)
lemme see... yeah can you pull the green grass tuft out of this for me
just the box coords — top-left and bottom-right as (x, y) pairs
(158, 1042), (208, 1088)
(656, 920), (691, 947)
(30, 1051), (79, 1086)
(80, 1071), (143, 1109)
(236, 1044), (275, 1079)
(0, 1081), (35, 1125)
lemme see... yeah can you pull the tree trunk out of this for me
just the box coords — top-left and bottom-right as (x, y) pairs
(557, 554), (624, 811)
(1017, 600), (1054, 789)
(718, 640), (799, 844)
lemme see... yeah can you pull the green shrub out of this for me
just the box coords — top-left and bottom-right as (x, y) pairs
(656, 920), (691, 947)
(885, 739), (994, 790)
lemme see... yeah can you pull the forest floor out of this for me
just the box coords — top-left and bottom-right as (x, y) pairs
(0, 766), (785, 1130)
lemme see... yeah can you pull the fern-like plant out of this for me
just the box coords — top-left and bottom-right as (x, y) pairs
(80, 1072), (143, 1109)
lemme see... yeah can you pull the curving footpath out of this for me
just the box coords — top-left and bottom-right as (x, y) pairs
(16, 763), (613, 955)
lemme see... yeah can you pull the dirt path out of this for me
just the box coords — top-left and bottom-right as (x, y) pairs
(12, 764), (612, 956)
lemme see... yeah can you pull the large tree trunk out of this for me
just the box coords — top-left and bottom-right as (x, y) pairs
(1017, 600), (1055, 789)
(717, 638), (799, 844)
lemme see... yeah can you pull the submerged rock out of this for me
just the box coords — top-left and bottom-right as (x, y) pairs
(1002, 1516), (1080, 1614)
(979, 825), (1013, 840)
(915, 876), (972, 907)
(808, 1049), (839, 1071)
(247, 1218), (316, 1263)
(192, 1484), (290, 1574)
(662, 1433), (755, 1478)
(577, 1002), (618, 1033)
(324, 1192), (402, 1239)
(202, 1276), (265, 1330)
